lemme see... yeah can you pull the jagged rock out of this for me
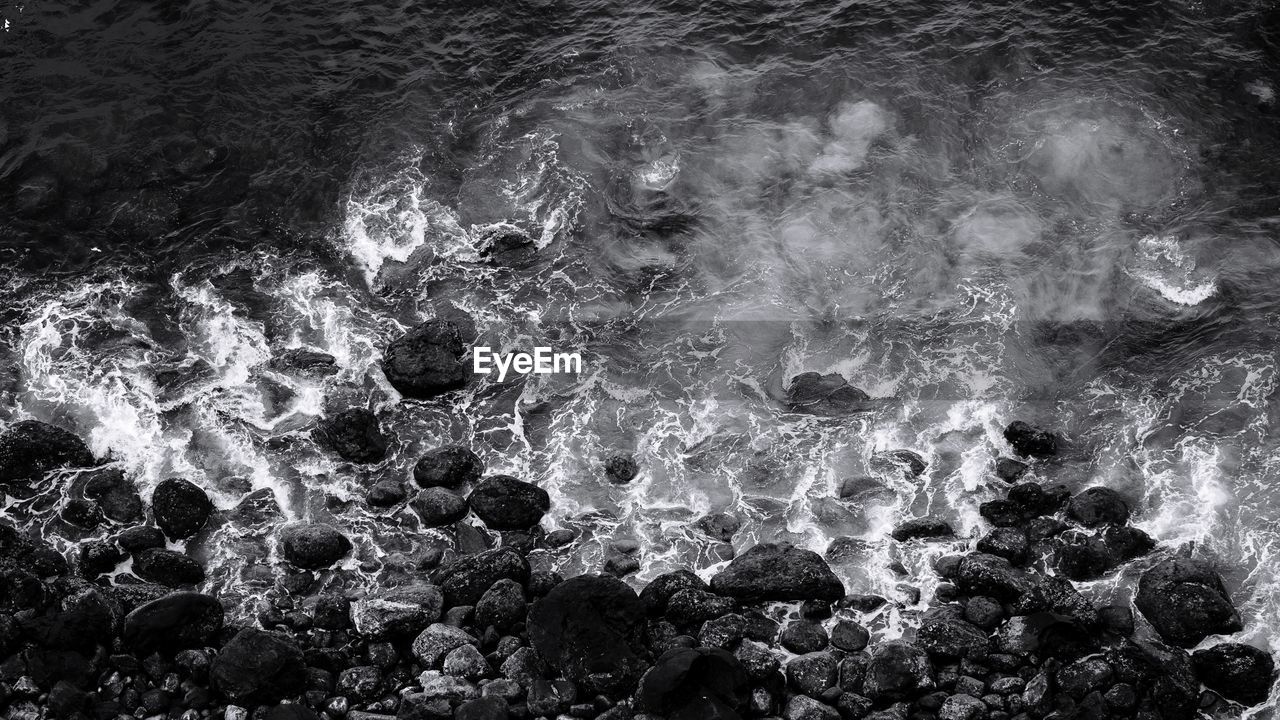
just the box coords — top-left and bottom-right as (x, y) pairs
(456, 696), (509, 720)
(665, 589), (736, 627)
(352, 585), (444, 639)
(443, 644), (491, 679)
(938, 694), (985, 720)
(1066, 487), (1129, 527)
(963, 597), (1004, 630)
(1134, 558), (1242, 647)
(710, 542), (844, 602)
(475, 579), (526, 631)
(787, 651), (839, 698)
(891, 517), (954, 542)
(382, 319), (469, 399)
(433, 548), (530, 607)
(75, 467), (143, 523)
(641, 570), (709, 615)
(863, 641), (936, 700)
(1003, 421), (1058, 458)
(786, 372), (872, 416)
(414, 445), (484, 488)
(133, 548), (204, 587)
(467, 475), (550, 530)
(0, 420), (94, 486)
(413, 624), (478, 667)
(527, 574), (650, 694)
(951, 553), (1038, 606)
(976, 527), (1029, 565)
(278, 523), (352, 569)
(1191, 643), (1276, 706)
(314, 408), (389, 463)
(994, 457), (1028, 482)
(604, 454), (640, 483)
(78, 539), (125, 576)
(336, 665), (382, 701)
(636, 647), (749, 719)
(210, 629), (305, 704)
(411, 488), (470, 526)
(19, 582), (115, 651)
(121, 592), (223, 653)
(151, 478), (213, 539)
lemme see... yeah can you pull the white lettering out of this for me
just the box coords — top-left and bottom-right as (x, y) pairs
(471, 347), (582, 380)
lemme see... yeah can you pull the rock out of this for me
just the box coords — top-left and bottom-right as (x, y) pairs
(413, 623), (478, 667)
(786, 372), (872, 416)
(871, 450), (928, 478)
(665, 588), (736, 627)
(433, 548), (530, 607)
(636, 647), (749, 719)
(20, 581), (116, 651)
(367, 480), (407, 507)
(475, 579), (526, 631)
(1056, 657), (1114, 698)
(414, 445), (484, 488)
(314, 408), (389, 463)
(1097, 604), (1134, 636)
(411, 488), (470, 526)
(1100, 525), (1156, 561)
(976, 528), (1029, 565)
(352, 585), (443, 639)
(781, 621), (830, 654)
(116, 525), (166, 553)
(831, 620), (870, 652)
(527, 574), (650, 694)
(337, 665), (382, 701)
(311, 594), (351, 630)
(1134, 558), (1242, 647)
(977, 499), (1026, 528)
(735, 639), (781, 681)
(467, 475), (550, 530)
(443, 644), (491, 679)
(210, 629), (305, 704)
(783, 695), (840, 720)
(787, 651), (839, 697)
(709, 542), (844, 602)
(693, 512), (741, 543)
(0, 420), (94, 486)
(1008, 482), (1069, 516)
(1066, 487), (1129, 527)
(952, 553), (1039, 608)
(76, 467), (143, 523)
(382, 319), (469, 399)
(78, 539), (125, 576)
(278, 523), (352, 569)
(1191, 643), (1276, 706)
(61, 497), (104, 528)
(151, 478), (213, 539)
(604, 454), (640, 483)
(994, 458), (1028, 482)
(862, 641), (936, 700)
(270, 348), (338, 376)
(963, 597), (1004, 630)
(133, 548), (204, 587)
(121, 592), (223, 653)
(938, 694), (986, 720)
(891, 517), (954, 542)
(1003, 421), (1058, 458)
(640, 570), (709, 615)
(456, 696), (508, 720)
(917, 618), (990, 659)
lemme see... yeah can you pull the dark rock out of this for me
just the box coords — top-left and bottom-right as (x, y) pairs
(783, 695), (841, 720)
(62, 497), (105, 528)
(604, 454), (640, 483)
(976, 527), (1029, 565)
(382, 319), (469, 399)
(116, 525), (165, 553)
(1066, 487), (1129, 527)
(368, 480), (407, 507)
(891, 517), (954, 542)
(994, 458), (1028, 482)
(1055, 657), (1113, 698)
(693, 512), (741, 543)
(786, 372), (872, 416)
(788, 651), (839, 698)
(20, 581), (116, 651)
(414, 445), (484, 488)
(963, 597), (1004, 630)
(636, 647), (749, 719)
(839, 594), (889, 613)
(938, 694), (985, 720)
(1008, 482), (1069, 516)
(1100, 525), (1155, 561)
(1002, 421), (1058, 458)
(352, 586), (443, 638)
(133, 548), (204, 587)
(467, 475), (550, 530)
(151, 477), (213, 539)
(781, 621), (829, 654)
(314, 408), (389, 463)
(443, 643), (491, 679)
(831, 620), (870, 652)
(279, 523), (352, 569)
(456, 696), (509, 720)
(1134, 558), (1242, 647)
(978, 499), (1025, 528)
(412, 623), (477, 666)
(1026, 516), (1069, 540)
(78, 539), (125, 576)
(665, 589), (736, 627)
(527, 574), (650, 694)
(735, 639), (781, 681)
(863, 641), (936, 700)
(1053, 533), (1115, 581)
(710, 542), (844, 602)
(121, 592), (223, 652)
(0, 420), (94, 486)
(412, 488), (470, 526)
(872, 449), (928, 478)
(433, 548), (530, 607)
(270, 348), (338, 375)
(77, 467), (143, 523)
(952, 553), (1039, 606)
(311, 594), (351, 630)
(475, 579), (526, 631)
(1191, 643), (1276, 706)
(917, 618), (990, 659)
(641, 570), (709, 615)
(210, 628), (306, 704)
(1097, 605), (1134, 636)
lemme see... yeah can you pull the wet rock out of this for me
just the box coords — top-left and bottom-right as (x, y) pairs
(871, 449), (928, 478)
(1134, 558), (1242, 647)
(1003, 421), (1058, 458)
(863, 641), (936, 701)
(963, 597), (1004, 630)
(61, 498), (104, 528)
(1097, 604), (1134, 636)
(1056, 657), (1113, 698)
(994, 457), (1028, 482)
(891, 517), (954, 542)
(270, 348), (338, 376)
(788, 651), (839, 698)
(433, 548), (530, 607)
(414, 445), (484, 488)
(976, 527), (1029, 565)
(368, 480), (407, 507)
(411, 488), (470, 526)
(604, 454), (640, 483)
(456, 696), (509, 720)
(1054, 532), (1115, 580)
(314, 408), (389, 463)
(121, 592), (223, 653)
(115, 525), (164, 554)
(467, 475), (550, 530)
(1066, 487), (1130, 527)
(210, 628), (306, 704)
(336, 665), (382, 702)
(710, 542), (845, 602)
(527, 574), (650, 694)
(474, 579), (526, 631)
(781, 620), (829, 654)
(977, 499), (1026, 528)
(443, 643), (491, 679)
(735, 639), (781, 681)
(938, 694), (985, 720)
(382, 319), (469, 399)
(78, 539), (125, 576)
(151, 477), (213, 539)
(831, 620), (870, 652)
(636, 647), (749, 719)
(786, 372), (872, 416)
(665, 588), (736, 627)
(952, 553), (1038, 607)
(279, 523), (352, 569)
(0, 420), (95, 486)
(1191, 643), (1276, 706)
(783, 695), (840, 720)
(917, 618), (990, 659)
(641, 570), (709, 615)
(311, 593), (351, 630)
(693, 512), (741, 543)
(352, 585), (444, 639)
(133, 548), (205, 587)
(76, 467), (143, 523)
(20, 581), (116, 651)
(413, 623), (479, 667)
(477, 223), (536, 261)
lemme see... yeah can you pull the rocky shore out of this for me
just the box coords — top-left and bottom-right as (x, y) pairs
(0, 319), (1275, 720)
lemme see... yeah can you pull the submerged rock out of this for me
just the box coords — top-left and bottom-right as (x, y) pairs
(151, 477), (213, 539)
(1003, 420), (1058, 458)
(604, 453), (640, 483)
(1191, 642), (1276, 706)
(210, 628), (306, 704)
(891, 517), (954, 542)
(785, 372), (872, 416)
(1134, 557), (1242, 647)
(528, 574), (650, 694)
(0, 420), (95, 487)
(710, 542), (845, 602)
(414, 445), (484, 488)
(270, 348), (338, 376)
(871, 449), (927, 478)
(75, 467), (143, 523)
(467, 475), (550, 530)
(314, 408), (389, 463)
(278, 523), (352, 569)
(382, 319), (470, 399)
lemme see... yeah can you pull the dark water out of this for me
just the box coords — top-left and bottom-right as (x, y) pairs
(4, 0), (1280, 712)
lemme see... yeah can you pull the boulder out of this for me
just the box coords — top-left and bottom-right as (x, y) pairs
(787, 651), (839, 697)
(862, 641), (936, 700)
(891, 517), (954, 542)
(640, 570), (709, 615)
(467, 475), (550, 530)
(382, 319), (469, 399)
(414, 445), (484, 488)
(132, 548), (204, 587)
(785, 372), (872, 416)
(270, 348), (338, 376)
(210, 628), (306, 704)
(278, 523), (352, 569)
(314, 408), (389, 463)
(121, 592), (224, 653)
(917, 618), (990, 659)
(411, 488), (470, 527)
(693, 512), (741, 543)
(367, 480), (407, 507)
(474, 579), (526, 631)
(783, 695), (840, 720)
(951, 553), (1039, 606)
(1003, 421), (1058, 458)
(780, 620), (829, 654)
(976, 527), (1029, 565)
(938, 694), (985, 720)
(1066, 487), (1130, 527)
(1134, 558), (1242, 647)
(412, 623), (478, 667)
(527, 574), (650, 694)
(871, 449), (928, 478)
(151, 477), (213, 539)
(76, 467), (143, 523)
(1191, 643), (1276, 706)
(831, 621), (870, 652)
(994, 457), (1028, 482)
(665, 589), (736, 628)
(636, 647), (749, 720)
(604, 454), (639, 483)
(710, 542), (844, 602)
(433, 548), (530, 607)
(0, 420), (94, 486)
(352, 585), (443, 639)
